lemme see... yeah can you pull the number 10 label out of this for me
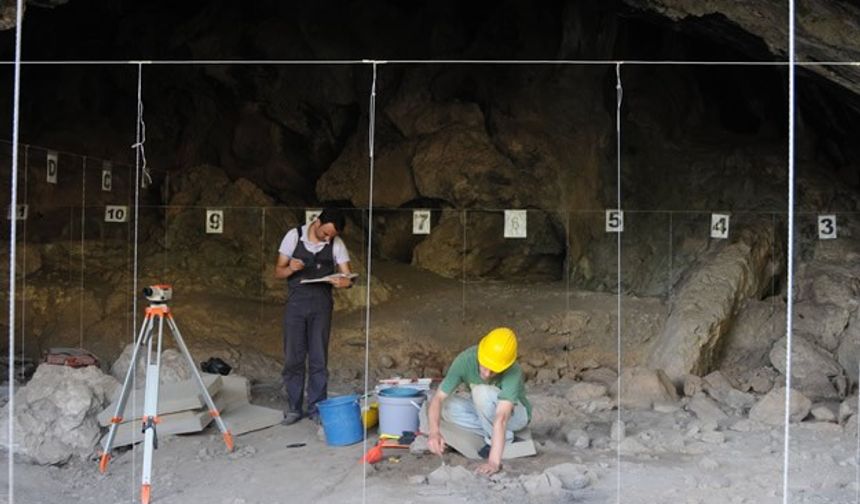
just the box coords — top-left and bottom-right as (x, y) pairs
(105, 205), (128, 223)
(206, 210), (224, 234)
(413, 209), (431, 235)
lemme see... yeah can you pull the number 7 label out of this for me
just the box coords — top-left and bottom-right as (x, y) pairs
(413, 209), (431, 235)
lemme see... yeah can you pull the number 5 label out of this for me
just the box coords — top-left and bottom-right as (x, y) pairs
(710, 213), (730, 239)
(206, 210), (224, 234)
(818, 215), (837, 240)
(605, 210), (624, 233)
(413, 209), (431, 235)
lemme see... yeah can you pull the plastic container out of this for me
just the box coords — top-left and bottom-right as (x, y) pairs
(317, 394), (363, 446)
(378, 387), (424, 398)
(362, 401), (379, 429)
(378, 392), (426, 436)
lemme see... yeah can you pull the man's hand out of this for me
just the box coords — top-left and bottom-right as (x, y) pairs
(329, 276), (352, 288)
(427, 432), (446, 455)
(288, 258), (305, 272)
(475, 461), (501, 476)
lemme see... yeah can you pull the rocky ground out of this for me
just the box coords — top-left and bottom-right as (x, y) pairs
(0, 257), (858, 503)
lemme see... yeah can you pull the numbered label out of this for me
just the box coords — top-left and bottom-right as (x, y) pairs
(413, 209), (431, 235)
(46, 151), (58, 184)
(605, 210), (624, 233)
(504, 210), (527, 239)
(305, 209), (322, 225)
(6, 204), (27, 220)
(101, 162), (112, 192)
(818, 215), (837, 240)
(206, 209), (224, 234)
(104, 205), (129, 223)
(710, 213), (730, 239)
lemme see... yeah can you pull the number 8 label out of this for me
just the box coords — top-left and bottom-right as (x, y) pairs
(818, 215), (837, 240)
(206, 210), (224, 234)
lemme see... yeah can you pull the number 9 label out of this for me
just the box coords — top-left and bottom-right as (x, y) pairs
(206, 210), (224, 234)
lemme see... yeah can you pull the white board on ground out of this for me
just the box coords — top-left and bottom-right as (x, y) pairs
(98, 374), (222, 426)
(221, 404), (283, 436)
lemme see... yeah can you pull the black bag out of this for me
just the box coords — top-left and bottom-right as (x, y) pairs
(200, 357), (232, 376)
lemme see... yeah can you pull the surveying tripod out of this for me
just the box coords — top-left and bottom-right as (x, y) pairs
(98, 285), (234, 504)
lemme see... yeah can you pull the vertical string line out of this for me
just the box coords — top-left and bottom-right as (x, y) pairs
(7, 1), (24, 502)
(782, 1), (797, 503)
(80, 157), (86, 349)
(131, 61), (145, 502)
(19, 146), (28, 380)
(361, 61), (379, 504)
(614, 61), (624, 504)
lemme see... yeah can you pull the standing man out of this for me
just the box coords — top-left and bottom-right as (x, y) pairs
(427, 327), (531, 476)
(275, 208), (353, 425)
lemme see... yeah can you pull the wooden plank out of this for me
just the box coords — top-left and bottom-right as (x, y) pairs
(98, 374), (222, 426)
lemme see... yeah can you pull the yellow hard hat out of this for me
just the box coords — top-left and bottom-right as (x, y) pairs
(478, 327), (518, 373)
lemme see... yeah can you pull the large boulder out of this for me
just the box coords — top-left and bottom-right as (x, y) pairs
(0, 364), (119, 465)
(720, 299), (786, 373)
(749, 387), (812, 426)
(793, 301), (851, 352)
(769, 335), (845, 401)
(647, 222), (779, 383)
(836, 312), (860, 386)
(111, 343), (193, 385)
(612, 367), (678, 410)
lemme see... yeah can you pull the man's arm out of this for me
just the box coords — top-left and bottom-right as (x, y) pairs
(427, 389), (448, 455)
(476, 400), (514, 476)
(274, 254), (304, 279)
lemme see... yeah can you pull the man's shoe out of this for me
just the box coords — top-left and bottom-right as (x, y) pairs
(478, 443), (491, 459)
(282, 411), (302, 426)
(307, 412), (321, 426)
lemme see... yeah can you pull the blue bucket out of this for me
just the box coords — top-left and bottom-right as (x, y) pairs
(317, 394), (363, 446)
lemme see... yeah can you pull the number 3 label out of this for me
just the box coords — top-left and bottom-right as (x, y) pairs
(206, 210), (224, 234)
(605, 210), (624, 233)
(413, 209), (431, 235)
(105, 205), (128, 223)
(710, 213), (730, 239)
(818, 215), (837, 240)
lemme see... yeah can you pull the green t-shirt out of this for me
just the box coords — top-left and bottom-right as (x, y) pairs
(439, 346), (531, 419)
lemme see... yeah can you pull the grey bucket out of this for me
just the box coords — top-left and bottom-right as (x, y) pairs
(378, 392), (426, 436)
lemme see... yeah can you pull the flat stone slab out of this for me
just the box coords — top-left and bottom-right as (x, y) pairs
(221, 404), (282, 436)
(108, 409), (214, 447)
(98, 374), (222, 426)
(440, 420), (537, 460)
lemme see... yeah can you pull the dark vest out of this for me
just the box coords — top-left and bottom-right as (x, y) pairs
(287, 226), (336, 299)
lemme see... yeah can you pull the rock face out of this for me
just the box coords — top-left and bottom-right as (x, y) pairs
(412, 210), (566, 280)
(0, 364), (118, 465)
(647, 222), (779, 383)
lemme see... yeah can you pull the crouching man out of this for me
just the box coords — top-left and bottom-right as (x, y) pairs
(427, 327), (531, 475)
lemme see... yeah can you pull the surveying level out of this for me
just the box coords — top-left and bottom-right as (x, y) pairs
(98, 285), (234, 504)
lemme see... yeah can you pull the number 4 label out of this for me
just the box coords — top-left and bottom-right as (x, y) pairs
(818, 215), (837, 240)
(711, 213), (730, 239)
(105, 205), (128, 223)
(605, 210), (624, 233)
(413, 209), (431, 235)
(206, 210), (224, 234)
(504, 210), (527, 238)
